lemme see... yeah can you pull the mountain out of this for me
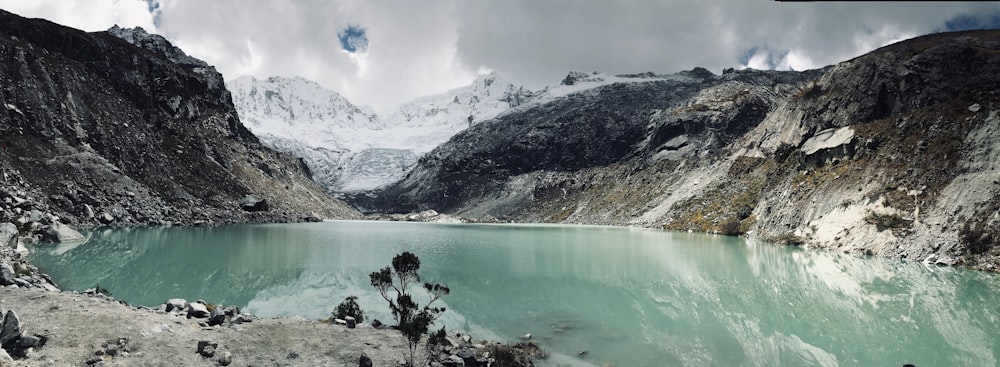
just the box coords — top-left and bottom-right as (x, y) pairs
(348, 30), (1000, 271)
(0, 10), (358, 229)
(227, 72), (535, 192)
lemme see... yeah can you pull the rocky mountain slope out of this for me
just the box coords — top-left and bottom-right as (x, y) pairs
(228, 72), (535, 192)
(0, 10), (359, 231)
(350, 30), (1000, 271)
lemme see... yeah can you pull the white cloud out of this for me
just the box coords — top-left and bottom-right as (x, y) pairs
(0, 0), (155, 32)
(2, 0), (999, 110)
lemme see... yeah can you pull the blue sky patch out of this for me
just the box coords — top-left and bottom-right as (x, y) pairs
(942, 13), (1000, 32)
(144, 0), (162, 27)
(338, 25), (369, 53)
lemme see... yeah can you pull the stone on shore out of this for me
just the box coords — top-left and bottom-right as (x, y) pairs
(345, 316), (356, 328)
(41, 222), (85, 243)
(0, 223), (17, 249)
(187, 303), (210, 318)
(0, 310), (22, 345)
(165, 298), (187, 312)
(239, 195), (268, 212)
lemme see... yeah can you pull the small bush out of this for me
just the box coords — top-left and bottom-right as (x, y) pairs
(333, 295), (365, 323)
(427, 326), (447, 346)
(864, 212), (911, 231)
(720, 217), (742, 236)
(770, 233), (806, 246)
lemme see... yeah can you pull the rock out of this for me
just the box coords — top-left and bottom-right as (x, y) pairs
(99, 212), (115, 224)
(520, 333), (531, 340)
(0, 310), (22, 345)
(287, 351), (300, 359)
(187, 303), (210, 318)
(441, 355), (465, 367)
(0, 223), (17, 248)
(17, 335), (40, 348)
(0, 348), (12, 362)
(197, 340), (218, 357)
(371, 319), (384, 329)
(0, 262), (15, 286)
(222, 305), (240, 316)
(460, 334), (472, 344)
(239, 195), (268, 212)
(230, 314), (254, 324)
(333, 318), (347, 325)
(969, 103), (982, 112)
(165, 298), (187, 312)
(359, 352), (373, 367)
(41, 222), (85, 243)
(218, 351), (232, 366)
(345, 316), (356, 328)
(208, 307), (226, 326)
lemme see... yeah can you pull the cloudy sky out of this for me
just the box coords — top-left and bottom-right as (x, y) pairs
(2, 0), (999, 111)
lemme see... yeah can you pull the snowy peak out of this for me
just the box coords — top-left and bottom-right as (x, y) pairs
(227, 75), (382, 140)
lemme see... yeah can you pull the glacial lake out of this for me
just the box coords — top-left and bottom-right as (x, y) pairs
(28, 221), (1000, 367)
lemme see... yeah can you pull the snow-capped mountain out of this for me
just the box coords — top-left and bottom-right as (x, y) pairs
(227, 72), (535, 192)
(227, 70), (681, 192)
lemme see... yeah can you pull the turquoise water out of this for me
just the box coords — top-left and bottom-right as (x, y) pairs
(28, 221), (1000, 366)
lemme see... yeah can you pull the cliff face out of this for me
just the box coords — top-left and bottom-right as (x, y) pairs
(0, 10), (358, 228)
(351, 30), (1000, 270)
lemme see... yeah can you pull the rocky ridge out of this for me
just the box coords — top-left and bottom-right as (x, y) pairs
(0, 10), (359, 232)
(350, 30), (1000, 271)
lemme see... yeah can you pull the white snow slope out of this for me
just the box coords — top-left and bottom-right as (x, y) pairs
(228, 71), (679, 192)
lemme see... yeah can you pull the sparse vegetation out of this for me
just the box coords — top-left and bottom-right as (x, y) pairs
(864, 211), (911, 233)
(333, 295), (365, 323)
(370, 252), (450, 366)
(768, 232), (806, 246)
(795, 80), (825, 100)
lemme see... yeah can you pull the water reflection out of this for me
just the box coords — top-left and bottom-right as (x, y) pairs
(28, 221), (1000, 367)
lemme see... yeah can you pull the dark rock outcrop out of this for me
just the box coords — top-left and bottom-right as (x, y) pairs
(0, 10), (358, 228)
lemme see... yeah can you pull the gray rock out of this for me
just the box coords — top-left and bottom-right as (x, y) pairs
(218, 351), (232, 366)
(187, 303), (210, 318)
(17, 334), (40, 348)
(41, 222), (85, 243)
(441, 355), (465, 367)
(0, 223), (17, 249)
(358, 352), (373, 367)
(333, 318), (347, 325)
(370, 319), (384, 329)
(222, 306), (240, 316)
(197, 340), (218, 357)
(969, 103), (982, 112)
(0, 262), (15, 286)
(99, 212), (114, 224)
(239, 195), (268, 212)
(0, 348), (12, 362)
(208, 307), (226, 326)
(345, 316), (356, 328)
(165, 298), (187, 312)
(0, 310), (21, 345)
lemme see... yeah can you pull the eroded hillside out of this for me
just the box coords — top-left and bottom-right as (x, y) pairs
(351, 30), (1000, 271)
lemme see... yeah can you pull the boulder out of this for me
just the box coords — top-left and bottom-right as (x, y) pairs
(333, 318), (347, 325)
(0, 263), (15, 286)
(41, 222), (85, 243)
(0, 348), (11, 362)
(370, 319), (384, 329)
(218, 351), (232, 366)
(99, 212), (115, 224)
(358, 352), (373, 367)
(969, 103), (982, 112)
(441, 355), (465, 367)
(0, 223), (17, 248)
(345, 316), (356, 329)
(0, 310), (21, 345)
(239, 195), (268, 212)
(208, 307), (226, 326)
(222, 306), (240, 316)
(165, 298), (187, 312)
(197, 340), (218, 357)
(187, 303), (210, 318)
